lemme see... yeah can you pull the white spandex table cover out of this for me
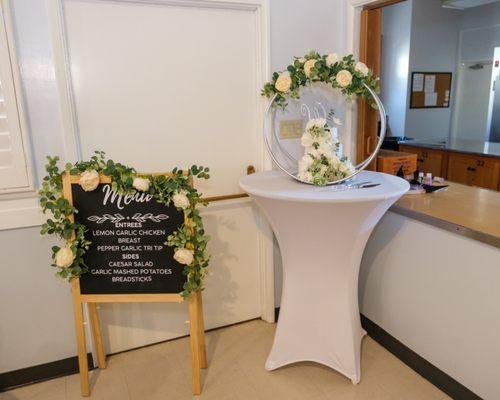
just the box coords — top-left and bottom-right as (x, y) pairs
(240, 170), (409, 384)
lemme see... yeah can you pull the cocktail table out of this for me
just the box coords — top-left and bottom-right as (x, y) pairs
(240, 170), (409, 383)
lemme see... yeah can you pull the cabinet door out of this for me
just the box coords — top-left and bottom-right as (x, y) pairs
(422, 151), (445, 178)
(470, 159), (500, 190)
(400, 146), (445, 177)
(448, 154), (500, 190)
(447, 154), (474, 185)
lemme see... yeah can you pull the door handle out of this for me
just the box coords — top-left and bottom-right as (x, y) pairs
(366, 136), (372, 156)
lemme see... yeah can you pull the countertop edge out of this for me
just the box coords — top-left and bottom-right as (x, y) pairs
(399, 142), (500, 159)
(390, 205), (500, 249)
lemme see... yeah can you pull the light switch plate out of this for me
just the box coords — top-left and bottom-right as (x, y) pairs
(279, 119), (303, 139)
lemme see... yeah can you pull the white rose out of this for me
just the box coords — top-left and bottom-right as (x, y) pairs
(317, 143), (333, 157)
(172, 191), (190, 209)
(132, 177), (150, 192)
(326, 53), (340, 67)
(302, 154), (314, 166)
(275, 71), (292, 93)
(298, 154), (314, 172)
(304, 59), (317, 77)
(55, 246), (75, 268)
(327, 154), (341, 165)
(339, 160), (355, 175)
(307, 147), (322, 158)
(306, 118), (326, 131)
(298, 57), (306, 63)
(317, 135), (331, 147)
(298, 170), (313, 182)
(355, 61), (369, 76)
(79, 170), (100, 192)
(174, 248), (194, 265)
(336, 70), (353, 88)
(298, 160), (309, 174)
(301, 133), (314, 147)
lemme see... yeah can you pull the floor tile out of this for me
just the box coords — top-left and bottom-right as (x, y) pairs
(2, 376), (66, 400)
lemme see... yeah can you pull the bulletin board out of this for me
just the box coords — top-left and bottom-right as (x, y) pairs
(409, 72), (452, 109)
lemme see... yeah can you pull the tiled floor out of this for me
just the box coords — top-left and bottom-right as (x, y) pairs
(2, 320), (451, 400)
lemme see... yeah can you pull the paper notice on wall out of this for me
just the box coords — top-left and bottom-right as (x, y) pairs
(412, 74), (424, 91)
(424, 75), (436, 92)
(424, 92), (438, 106)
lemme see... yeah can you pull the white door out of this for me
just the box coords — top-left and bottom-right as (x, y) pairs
(50, 0), (273, 354)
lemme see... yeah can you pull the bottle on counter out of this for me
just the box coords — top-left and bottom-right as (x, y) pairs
(418, 172), (424, 184)
(423, 172), (433, 185)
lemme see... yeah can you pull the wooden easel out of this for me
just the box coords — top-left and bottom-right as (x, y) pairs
(62, 173), (207, 397)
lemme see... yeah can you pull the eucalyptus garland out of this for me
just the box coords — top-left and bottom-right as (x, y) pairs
(261, 51), (379, 109)
(38, 151), (210, 299)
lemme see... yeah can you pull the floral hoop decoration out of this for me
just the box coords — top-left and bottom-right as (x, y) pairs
(38, 151), (210, 299)
(261, 51), (386, 186)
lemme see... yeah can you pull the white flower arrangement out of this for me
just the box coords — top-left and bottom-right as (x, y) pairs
(262, 51), (379, 111)
(297, 117), (355, 186)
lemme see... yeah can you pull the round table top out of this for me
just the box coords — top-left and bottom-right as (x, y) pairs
(239, 170), (409, 203)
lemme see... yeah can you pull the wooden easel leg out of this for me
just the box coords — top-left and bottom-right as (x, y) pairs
(71, 280), (90, 397)
(88, 303), (106, 369)
(196, 292), (207, 369)
(189, 293), (202, 395)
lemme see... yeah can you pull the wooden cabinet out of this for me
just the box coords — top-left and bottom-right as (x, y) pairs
(448, 154), (500, 190)
(398, 144), (500, 190)
(399, 145), (448, 178)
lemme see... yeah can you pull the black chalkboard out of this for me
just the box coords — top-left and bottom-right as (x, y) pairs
(72, 183), (186, 294)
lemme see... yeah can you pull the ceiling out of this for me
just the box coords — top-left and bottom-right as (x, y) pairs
(442, 0), (500, 9)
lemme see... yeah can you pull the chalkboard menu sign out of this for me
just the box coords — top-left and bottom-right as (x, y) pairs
(72, 183), (186, 294)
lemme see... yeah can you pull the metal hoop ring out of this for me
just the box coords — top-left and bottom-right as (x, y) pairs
(263, 82), (386, 186)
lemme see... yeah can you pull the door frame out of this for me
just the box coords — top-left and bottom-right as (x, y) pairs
(346, 0), (405, 165)
(47, 0), (275, 341)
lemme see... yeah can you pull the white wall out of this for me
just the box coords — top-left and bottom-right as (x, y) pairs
(0, 0), (77, 374)
(270, 0), (348, 307)
(360, 212), (500, 400)
(270, 0), (347, 71)
(405, 0), (459, 140)
(380, 1), (412, 138)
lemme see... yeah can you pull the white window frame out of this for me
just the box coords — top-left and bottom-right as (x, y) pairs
(0, 0), (40, 230)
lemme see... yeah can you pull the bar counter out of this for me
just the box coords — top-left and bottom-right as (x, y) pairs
(389, 182), (500, 248)
(360, 179), (500, 400)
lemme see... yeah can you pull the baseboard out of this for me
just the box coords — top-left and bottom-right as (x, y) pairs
(0, 353), (94, 392)
(274, 308), (482, 400)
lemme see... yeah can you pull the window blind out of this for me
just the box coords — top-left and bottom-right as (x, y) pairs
(0, 8), (30, 192)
